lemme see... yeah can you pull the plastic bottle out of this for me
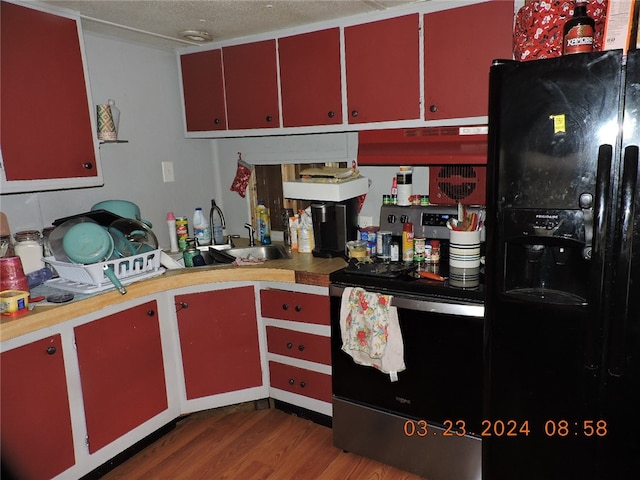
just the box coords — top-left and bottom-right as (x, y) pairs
(256, 201), (272, 245)
(209, 199), (224, 245)
(167, 212), (179, 252)
(192, 208), (211, 245)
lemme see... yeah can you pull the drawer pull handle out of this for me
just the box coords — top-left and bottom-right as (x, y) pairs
(300, 381), (306, 388)
(295, 305), (302, 312)
(46, 346), (57, 355)
(286, 342), (293, 349)
(288, 378), (295, 385)
(298, 344), (305, 351)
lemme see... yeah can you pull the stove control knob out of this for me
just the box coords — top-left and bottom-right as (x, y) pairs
(400, 215), (409, 223)
(387, 214), (396, 224)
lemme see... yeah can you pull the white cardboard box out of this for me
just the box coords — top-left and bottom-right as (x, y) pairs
(282, 176), (369, 201)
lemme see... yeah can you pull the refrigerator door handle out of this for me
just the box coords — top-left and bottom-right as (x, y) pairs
(607, 145), (639, 377)
(585, 144), (613, 370)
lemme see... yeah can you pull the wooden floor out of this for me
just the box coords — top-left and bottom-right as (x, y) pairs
(102, 405), (425, 480)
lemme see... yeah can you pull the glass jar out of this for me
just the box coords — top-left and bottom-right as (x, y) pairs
(13, 230), (44, 274)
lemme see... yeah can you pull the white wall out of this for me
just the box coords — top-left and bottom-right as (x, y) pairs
(0, 33), (215, 249)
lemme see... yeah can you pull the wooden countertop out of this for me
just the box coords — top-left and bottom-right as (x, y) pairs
(0, 248), (347, 343)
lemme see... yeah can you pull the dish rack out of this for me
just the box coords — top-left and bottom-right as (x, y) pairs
(44, 249), (165, 294)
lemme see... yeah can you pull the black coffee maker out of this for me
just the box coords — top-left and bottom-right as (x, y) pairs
(310, 199), (359, 258)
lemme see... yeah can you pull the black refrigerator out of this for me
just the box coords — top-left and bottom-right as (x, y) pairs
(484, 50), (640, 480)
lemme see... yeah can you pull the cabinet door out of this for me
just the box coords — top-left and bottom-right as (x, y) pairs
(279, 28), (343, 127)
(0, 335), (75, 480)
(176, 286), (262, 399)
(180, 49), (227, 131)
(74, 300), (167, 453)
(344, 14), (420, 124)
(223, 40), (280, 129)
(260, 289), (330, 325)
(424, 0), (514, 120)
(269, 361), (332, 403)
(0, 1), (97, 181)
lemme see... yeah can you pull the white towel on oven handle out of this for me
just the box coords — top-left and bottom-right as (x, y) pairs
(340, 286), (405, 382)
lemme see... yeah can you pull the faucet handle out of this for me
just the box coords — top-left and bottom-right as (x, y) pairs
(226, 234), (240, 247)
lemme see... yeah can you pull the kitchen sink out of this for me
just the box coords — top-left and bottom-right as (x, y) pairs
(200, 244), (291, 265)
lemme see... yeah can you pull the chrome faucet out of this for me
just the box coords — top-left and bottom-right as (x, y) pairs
(209, 199), (226, 245)
(244, 223), (256, 246)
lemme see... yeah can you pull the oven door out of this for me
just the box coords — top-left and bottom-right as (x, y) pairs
(330, 284), (484, 480)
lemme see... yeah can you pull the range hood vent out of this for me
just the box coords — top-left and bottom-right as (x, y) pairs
(357, 126), (488, 166)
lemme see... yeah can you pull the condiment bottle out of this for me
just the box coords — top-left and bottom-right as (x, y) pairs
(431, 240), (441, 265)
(563, 0), (595, 55)
(402, 222), (414, 262)
(13, 230), (44, 274)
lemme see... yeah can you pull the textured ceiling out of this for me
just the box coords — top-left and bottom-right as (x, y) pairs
(39, 0), (421, 49)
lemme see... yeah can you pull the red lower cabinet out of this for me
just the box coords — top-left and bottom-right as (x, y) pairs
(176, 286), (263, 400)
(269, 361), (332, 403)
(74, 301), (168, 453)
(0, 335), (75, 480)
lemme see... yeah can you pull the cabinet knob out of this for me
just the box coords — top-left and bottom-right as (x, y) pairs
(295, 305), (302, 312)
(351, 110), (359, 118)
(298, 344), (305, 351)
(429, 104), (438, 113)
(266, 115), (273, 122)
(147, 309), (155, 317)
(82, 162), (93, 170)
(286, 342), (293, 349)
(282, 303), (289, 311)
(289, 378), (295, 385)
(299, 381), (306, 388)
(214, 118), (221, 125)
(327, 111), (335, 118)
(46, 346), (57, 355)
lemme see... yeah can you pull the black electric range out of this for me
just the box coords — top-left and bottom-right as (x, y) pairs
(330, 258), (484, 304)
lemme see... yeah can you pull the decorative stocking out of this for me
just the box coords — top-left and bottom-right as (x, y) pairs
(230, 152), (253, 198)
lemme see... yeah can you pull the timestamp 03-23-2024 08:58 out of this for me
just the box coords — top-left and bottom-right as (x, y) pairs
(403, 419), (609, 438)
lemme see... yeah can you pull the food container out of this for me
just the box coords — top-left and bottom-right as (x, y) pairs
(0, 290), (29, 317)
(346, 240), (369, 260)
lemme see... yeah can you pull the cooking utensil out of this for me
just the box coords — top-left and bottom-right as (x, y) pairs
(108, 218), (158, 255)
(48, 217), (100, 262)
(62, 222), (114, 265)
(103, 265), (127, 294)
(91, 200), (152, 227)
(418, 271), (446, 282)
(52, 209), (123, 227)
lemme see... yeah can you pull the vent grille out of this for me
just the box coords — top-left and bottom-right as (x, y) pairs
(430, 165), (486, 205)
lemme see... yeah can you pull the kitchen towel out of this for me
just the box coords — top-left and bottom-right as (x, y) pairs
(340, 286), (405, 381)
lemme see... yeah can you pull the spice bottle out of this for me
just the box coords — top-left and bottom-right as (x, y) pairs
(430, 240), (441, 265)
(563, 0), (595, 55)
(402, 222), (414, 262)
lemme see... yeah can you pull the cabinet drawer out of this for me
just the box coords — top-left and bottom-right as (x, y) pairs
(260, 289), (329, 325)
(269, 361), (331, 403)
(266, 326), (331, 365)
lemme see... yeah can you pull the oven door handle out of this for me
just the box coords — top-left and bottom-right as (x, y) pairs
(330, 285), (484, 318)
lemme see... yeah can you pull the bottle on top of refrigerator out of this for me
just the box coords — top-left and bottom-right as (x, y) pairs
(192, 208), (211, 245)
(209, 199), (225, 245)
(563, 0), (595, 55)
(256, 201), (272, 245)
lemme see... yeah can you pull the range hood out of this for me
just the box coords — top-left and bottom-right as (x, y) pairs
(357, 126), (488, 165)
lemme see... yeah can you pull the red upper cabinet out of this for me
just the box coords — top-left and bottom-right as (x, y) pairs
(279, 28), (343, 127)
(344, 14), (421, 124)
(1, 335), (75, 480)
(0, 1), (97, 182)
(223, 40), (280, 130)
(74, 301), (167, 453)
(424, 0), (514, 120)
(180, 49), (227, 131)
